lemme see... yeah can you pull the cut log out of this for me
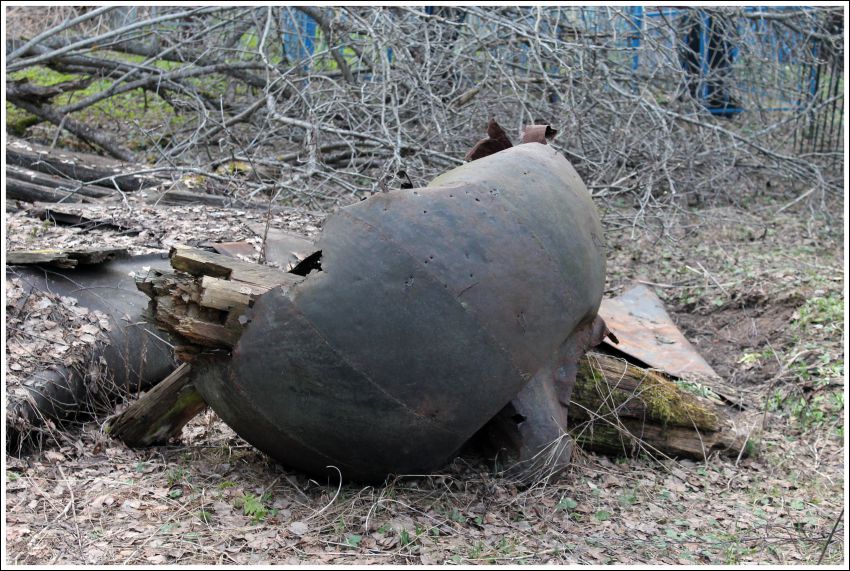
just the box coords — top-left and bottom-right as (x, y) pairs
(106, 364), (207, 447)
(8, 165), (117, 200)
(568, 352), (747, 460)
(5, 176), (96, 204)
(6, 138), (163, 191)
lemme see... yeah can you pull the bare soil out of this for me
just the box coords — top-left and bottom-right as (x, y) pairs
(4, 192), (845, 565)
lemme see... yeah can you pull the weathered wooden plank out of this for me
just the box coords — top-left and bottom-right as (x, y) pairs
(199, 276), (262, 311)
(107, 364), (207, 447)
(6, 248), (129, 268)
(170, 247), (304, 290)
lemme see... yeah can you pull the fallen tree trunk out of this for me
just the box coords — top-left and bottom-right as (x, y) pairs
(5, 176), (96, 204)
(6, 138), (163, 191)
(7, 165), (118, 200)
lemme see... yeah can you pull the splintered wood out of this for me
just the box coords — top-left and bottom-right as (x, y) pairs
(137, 247), (303, 355)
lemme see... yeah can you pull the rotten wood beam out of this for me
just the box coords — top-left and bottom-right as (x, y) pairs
(106, 364), (207, 447)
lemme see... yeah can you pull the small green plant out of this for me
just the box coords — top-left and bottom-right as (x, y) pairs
(448, 508), (466, 524)
(619, 490), (639, 506)
(766, 386), (842, 432)
(166, 466), (188, 486)
(738, 347), (777, 369)
(789, 499), (805, 510)
(344, 534), (362, 548)
(794, 294), (843, 331)
(556, 497), (578, 511)
(594, 510), (611, 521)
(197, 509), (214, 524)
(241, 492), (270, 523)
(217, 480), (237, 489)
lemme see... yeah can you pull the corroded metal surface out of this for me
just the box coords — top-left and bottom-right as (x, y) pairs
(196, 144), (607, 482)
(599, 284), (719, 380)
(520, 124), (557, 144)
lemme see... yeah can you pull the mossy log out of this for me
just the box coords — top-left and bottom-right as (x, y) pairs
(569, 352), (746, 460)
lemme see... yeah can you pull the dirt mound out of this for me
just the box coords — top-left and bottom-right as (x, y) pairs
(674, 292), (803, 386)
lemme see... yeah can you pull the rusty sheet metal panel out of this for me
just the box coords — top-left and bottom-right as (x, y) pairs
(196, 144), (606, 482)
(598, 284), (719, 380)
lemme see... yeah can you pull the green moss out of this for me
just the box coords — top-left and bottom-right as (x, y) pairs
(215, 160), (251, 175)
(576, 359), (718, 428)
(6, 61), (193, 145)
(6, 103), (40, 135)
(181, 174), (208, 189)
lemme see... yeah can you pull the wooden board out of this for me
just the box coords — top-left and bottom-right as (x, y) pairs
(7, 248), (129, 268)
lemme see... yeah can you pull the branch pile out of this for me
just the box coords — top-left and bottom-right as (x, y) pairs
(5, 6), (843, 212)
